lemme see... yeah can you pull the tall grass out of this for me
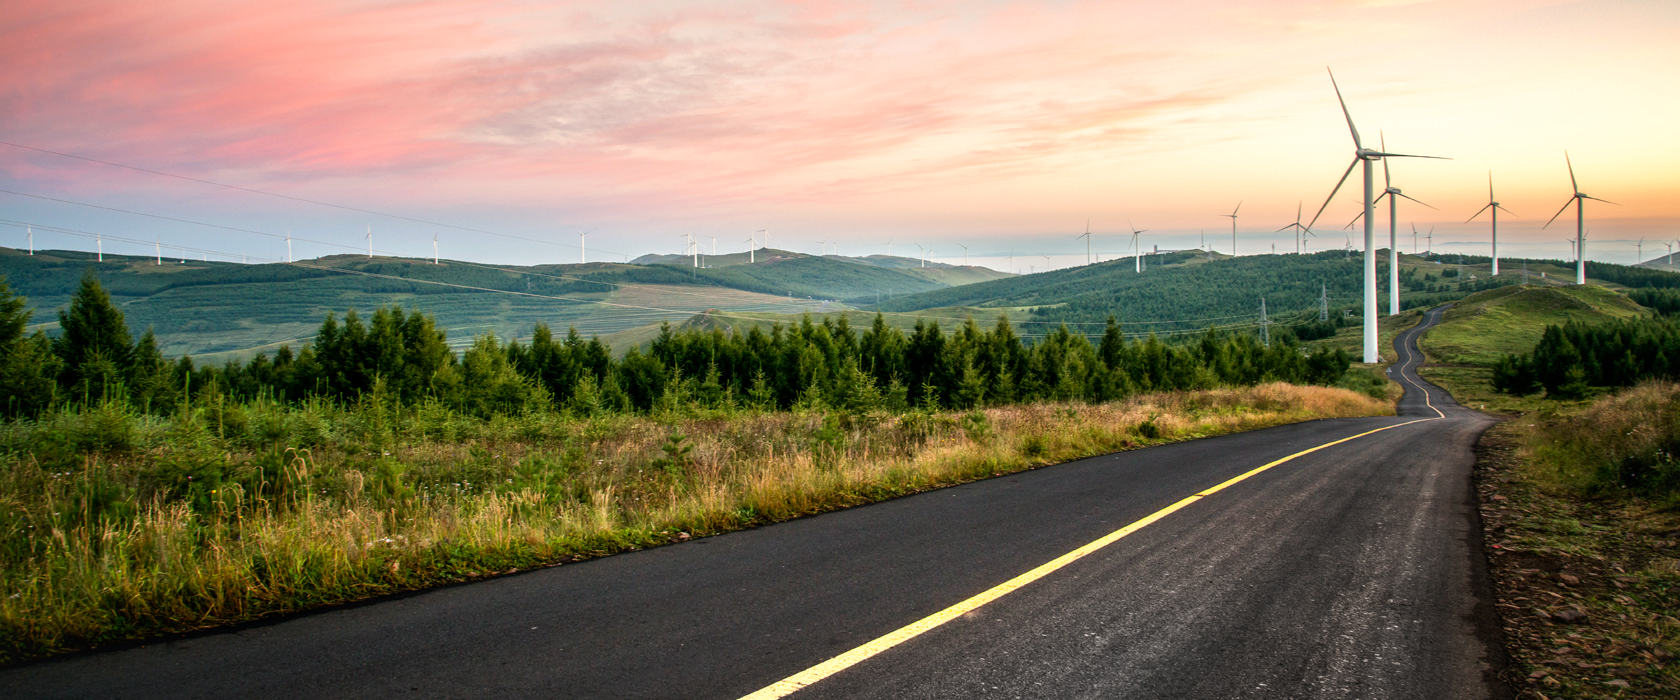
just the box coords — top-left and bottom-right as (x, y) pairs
(0, 383), (1387, 662)
(1515, 381), (1680, 499)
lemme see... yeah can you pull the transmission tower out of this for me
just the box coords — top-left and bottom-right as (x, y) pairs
(1259, 296), (1271, 348)
(1319, 282), (1329, 322)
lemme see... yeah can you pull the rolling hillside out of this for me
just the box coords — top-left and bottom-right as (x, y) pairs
(0, 248), (840, 359)
(630, 248), (1011, 299)
(1419, 284), (1650, 366)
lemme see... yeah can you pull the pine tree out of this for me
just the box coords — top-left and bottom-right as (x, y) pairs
(54, 271), (134, 398)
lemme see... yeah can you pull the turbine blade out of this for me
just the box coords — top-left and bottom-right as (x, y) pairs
(1381, 132), (1392, 188)
(1488, 170), (1495, 201)
(1566, 151), (1578, 193)
(1344, 208), (1364, 230)
(1465, 203), (1492, 223)
(1582, 195), (1618, 205)
(1328, 67), (1361, 149)
(1543, 198), (1575, 229)
(1370, 151), (1450, 160)
(1396, 192), (1435, 210)
(1275, 224), (1295, 232)
(1495, 204), (1516, 216)
(1307, 158), (1359, 231)
(1232, 200), (1242, 217)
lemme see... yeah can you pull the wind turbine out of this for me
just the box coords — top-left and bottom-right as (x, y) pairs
(366, 225), (372, 258)
(1344, 133), (1436, 316)
(757, 228), (768, 251)
(1543, 152), (1615, 285)
(1275, 201), (1309, 255)
(97, 233), (103, 262)
(1222, 202), (1241, 256)
(915, 243), (925, 268)
(1129, 220), (1148, 273)
(25, 225), (32, 255)
(1412, 223), (1419, 254)
(155, 236), (161, 265)
(1636, 238), (1644, 265)
(1466, 171), (1514, 276)
(744, 234), (756, 263)
(286, 231), (293, 263)
(1426, 226), (1434, 254)
(432, 233), (439, 265)
(1306, 68), (1446, 363)
(579, 231), (587, 264)
(1077, 220), (1093, 265)
(958, 243), (969, 267)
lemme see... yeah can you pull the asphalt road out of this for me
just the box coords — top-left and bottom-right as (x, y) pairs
(2, 305), (1503, 699)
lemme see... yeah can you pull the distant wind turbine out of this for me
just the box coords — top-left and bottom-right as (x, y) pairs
(1466, 171), (1514, 276)
(1636, 238), (1644, 265)
(744, 234), (755, 263)
(97, 233), (102, 262)
(579, 231), (587, 264)
(1221, 201), (1241, 256)
(366, 225), (372, 258)
(26, 225), (32, 255)
(959, 243), (969, 267)
(1543, 152), (1616, 285)
(1077, 220), (1093, 265)
(286, 231), (293, 263)
(155, 236), (161, 265)
(757, 229), (768, 251)
(432, 233), (439, 265)
(1306, 68), (1446, 363)
(1275, 201), (1310, 255)
(1129, 220), (1148, 273)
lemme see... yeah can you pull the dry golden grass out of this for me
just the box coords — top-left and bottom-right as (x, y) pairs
(0, 383), (1388, 661)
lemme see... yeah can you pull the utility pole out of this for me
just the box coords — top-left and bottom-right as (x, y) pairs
(1259, 296), (1270, 348)
(1320, 282), (1329, 322)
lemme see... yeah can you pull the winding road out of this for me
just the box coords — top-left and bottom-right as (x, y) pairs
(2, 306), (1504, 698)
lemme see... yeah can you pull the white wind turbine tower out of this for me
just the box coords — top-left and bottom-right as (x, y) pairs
(1543, 152), (1615, 285)
(1221, 202), (1241, 256)
(1275, 202), (1310, 255)
(432, 234), (439, 265)
(155, 236), (161, 265)
(1466, 172), (1514, 276)
(285, 231), (293, 263)
(579, 231), (587, 264)
(366, 225), (372, 258)
(1636, 238), (1644, 265)
(1129, 220), (1148, 273)
(1077, 220), (1093, 265)
(744, 234), (755, 263)
(1344, 133), (1436, 317)
(26, 225), (32, 255)
(97, 233), (102, 262)
(958, 243), (969, 267)
(1306, 68), (1446, 364)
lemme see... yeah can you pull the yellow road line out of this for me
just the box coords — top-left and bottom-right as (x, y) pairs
(739, 415), (1436, 699)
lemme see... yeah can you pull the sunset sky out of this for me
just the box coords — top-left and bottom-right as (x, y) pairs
(3, 0), (1677, 271)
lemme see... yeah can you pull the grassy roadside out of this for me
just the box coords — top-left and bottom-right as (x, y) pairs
(1415, 285), (1679, 698)
(1476, 393), (1680, 698)
(0, 383), (1388, 664)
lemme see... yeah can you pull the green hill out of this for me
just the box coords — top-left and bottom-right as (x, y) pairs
(629, 248), (1010, 300)
(1420, 284), (1650, 367)
(0, 248), (841, 359)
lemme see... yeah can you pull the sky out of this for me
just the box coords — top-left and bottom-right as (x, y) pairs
(3, 0), (1678, 272)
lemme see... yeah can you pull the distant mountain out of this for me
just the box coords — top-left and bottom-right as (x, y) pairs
(629, 247), (1010, 301)
(0, 246), (1004, 359)
(0, 249), (836, 359)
